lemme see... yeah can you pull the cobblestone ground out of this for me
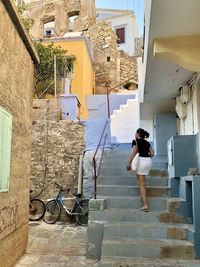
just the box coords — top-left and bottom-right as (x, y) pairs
(15, 222), (97, 267)
(15, 222), (200, 267)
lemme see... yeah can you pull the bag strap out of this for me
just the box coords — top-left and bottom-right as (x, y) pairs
(135, 139), (138, 153)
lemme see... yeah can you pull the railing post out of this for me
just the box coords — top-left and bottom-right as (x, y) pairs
(92, 120), (108, 199)
(106, 81), (111, 119)
(93, 157), (97, 199)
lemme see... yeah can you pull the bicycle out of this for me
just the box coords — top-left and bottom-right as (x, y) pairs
(43, 183), (89, 226)
(29, 190), (46, 221)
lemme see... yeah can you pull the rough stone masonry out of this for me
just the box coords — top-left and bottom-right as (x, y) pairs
(0, 1), (38, 266)
(31, 100), (85, 200)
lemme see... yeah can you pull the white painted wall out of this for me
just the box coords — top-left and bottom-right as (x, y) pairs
(111, 15), (140, 56)
(97, 9), (140, 56)
(111, 99), (140, 143)
(140, 120), (154, 142)
(179, 84), (199, 135)
(138, 0), (152, 103)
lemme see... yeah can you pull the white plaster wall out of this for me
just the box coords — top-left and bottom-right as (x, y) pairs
(138, 57), (144, 103)
(111, 99), (140, 143)
(138, 0), (152, 103)
(111, 15), (139, 56)
(140, 119), (154, 142)
(180, 85), (198, 135)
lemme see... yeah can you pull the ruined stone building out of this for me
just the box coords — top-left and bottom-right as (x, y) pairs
(24, 0), (139, 93)
(25, 0), (96, 37)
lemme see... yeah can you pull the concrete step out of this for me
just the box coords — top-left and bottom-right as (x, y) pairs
(97, 176), (168, 186)
(103, 151), (131, 158)
(104, 222), (193, 241)
(100, 167), (134, 176)
(97, 185), (170, 198)
(98, 257), (200, 267)
(100, 167), (168, 176)
(101, 237), (195, 259)
(101, 196), (173, 210)
(102, 159), (168, 170)
(89, 209), (192, 224)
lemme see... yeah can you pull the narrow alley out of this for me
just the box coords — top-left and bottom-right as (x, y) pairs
(15, 222), (200, 267)
(2, 0), (200, 267)
(16, 222), (97, 267)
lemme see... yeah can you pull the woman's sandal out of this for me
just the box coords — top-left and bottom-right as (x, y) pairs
(138, 207), (149, 212)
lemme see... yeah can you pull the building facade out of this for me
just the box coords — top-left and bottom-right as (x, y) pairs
(41, 35), (95, 119)
(96, 8), (140, 56)
(139, 0), (200, 258)
(0, 0), (38, 266)
(24, 0), (96, 38)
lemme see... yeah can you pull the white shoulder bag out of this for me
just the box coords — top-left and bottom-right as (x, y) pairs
(131, 141), (139, 171)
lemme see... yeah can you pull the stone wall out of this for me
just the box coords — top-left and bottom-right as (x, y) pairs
(135, 37), (143, 58)
(33, 99), (60, 121)
(31, 119), (85, 200)
(27, 0), (96, 38)
(119, 50), (138, 86)
(0, 1), (36, 266)
(84, 21), (139, 93)
(84, 21), (119, 94)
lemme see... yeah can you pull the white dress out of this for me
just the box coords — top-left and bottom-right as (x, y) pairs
(137, 157), (152, 175)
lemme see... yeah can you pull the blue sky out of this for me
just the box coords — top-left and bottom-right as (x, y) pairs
(96, 0), (144, 34)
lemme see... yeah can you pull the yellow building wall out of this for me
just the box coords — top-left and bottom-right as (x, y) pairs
(45, 40), (95, 119)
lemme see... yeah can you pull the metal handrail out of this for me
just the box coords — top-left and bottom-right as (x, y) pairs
(105, 75), (138, 119)
(93, 120), (108, 199)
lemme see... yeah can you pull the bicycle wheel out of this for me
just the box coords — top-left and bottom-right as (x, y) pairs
(29, 199), (46, 221)
(75, 199), (89, 226)
(43, 199), (61, 224)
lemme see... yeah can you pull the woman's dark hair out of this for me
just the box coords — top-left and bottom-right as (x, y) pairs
(137, 128), (150, 139)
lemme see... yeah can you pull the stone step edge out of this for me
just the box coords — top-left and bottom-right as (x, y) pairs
(98, 175), (169, 178)
(97, 185), (170, 189)
(89, 209), (194, 220)
(97, 196), (182, 201)
(99, 256), (200, 266)
(103, 221), (194, 230)
(102, 237), (194, 246)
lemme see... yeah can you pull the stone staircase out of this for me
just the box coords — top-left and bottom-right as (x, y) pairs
(87, 147), (196, 266)
(110, 99), (140, 143)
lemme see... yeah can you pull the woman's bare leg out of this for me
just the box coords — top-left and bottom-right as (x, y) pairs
(137, 174), (148, 208)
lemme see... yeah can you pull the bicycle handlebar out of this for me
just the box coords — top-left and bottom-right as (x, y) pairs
(55, 183), (70, 193)
(55, 182), (62, 189)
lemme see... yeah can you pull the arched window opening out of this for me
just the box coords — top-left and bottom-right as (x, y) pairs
(68, 11), (80, 31)
(43, 19), (55, 37)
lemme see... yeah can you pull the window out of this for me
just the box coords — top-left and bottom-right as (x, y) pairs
(68, 11), (80, 31)
(43, 20), (55, 37)
(0, 107), (12, 192)
(116, 27), (125, 44)
(107, 56), (111, 62)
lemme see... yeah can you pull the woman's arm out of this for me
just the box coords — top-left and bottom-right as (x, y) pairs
(127, 145), (137, 170)
(149, 146), (154, 158)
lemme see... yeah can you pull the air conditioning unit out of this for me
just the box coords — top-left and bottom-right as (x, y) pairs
(180, 85), (190, 104)
(175, 96), (187, 119)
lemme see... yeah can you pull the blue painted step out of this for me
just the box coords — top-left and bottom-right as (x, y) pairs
(90, 209), (192, 224)
(97, 185), (170, 197)
(101, 238), (195, 259)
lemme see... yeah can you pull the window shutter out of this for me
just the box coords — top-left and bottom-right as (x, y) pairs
(116, 27), (125, 44)
(0, 107), (12, 192)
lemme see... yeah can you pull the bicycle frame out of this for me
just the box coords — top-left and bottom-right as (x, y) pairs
(53, 190), (86, 216)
